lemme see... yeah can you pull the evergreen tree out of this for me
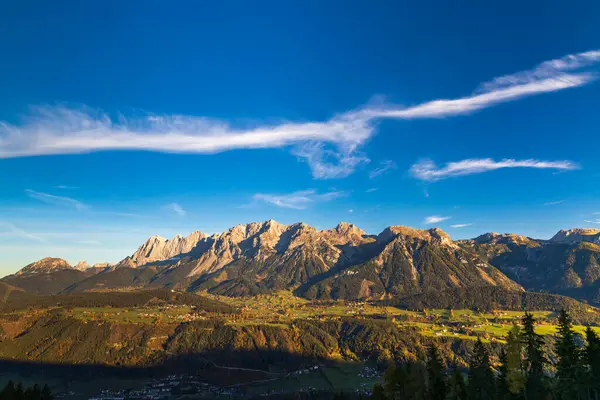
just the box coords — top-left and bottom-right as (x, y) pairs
(495, 349), (511, 400)
(427, 344), (447, 400)
(585, 327), (600, 400)
(371, 384), (387, 400)
(0, 381), (17, 400)
(40, 385), (52, 400)
(384, 363), (407, 398)
(14, 383), (24, 400)
(406, 362), (428, 400)
(384, 362), (427, 400)
(505, 325), (525, 396)
(446, 365), (467, 400)
(521, 313), (546, 400)
(554, 309), (584, 400)
(0, 382), (51, 400)
(467, 338), (494, 400)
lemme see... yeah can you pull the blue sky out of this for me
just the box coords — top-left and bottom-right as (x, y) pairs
(1, 1), (600, 273)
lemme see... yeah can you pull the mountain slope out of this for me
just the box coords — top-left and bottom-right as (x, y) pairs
(460, 229), (600, 304)
(298, 227), (522, 300)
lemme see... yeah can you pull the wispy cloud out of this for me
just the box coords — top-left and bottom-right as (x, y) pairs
(0, 222), (46, 242)
(369, 160), (397, 179)
(25, 189), (87, 210)
(253, 190), (347, 210)
(411, 158), (579, 182)
(74, 239), (101, 245)
(584, 219), (600, 224)
(450, 223), (473, 228)
(365, 188), (379, 193)
(163, 203), (186, 216)
(543, 200), (565, 206)
(55, 185), (78, 189)
(1, 50), (597, 178)
(424, 215), (451, 224)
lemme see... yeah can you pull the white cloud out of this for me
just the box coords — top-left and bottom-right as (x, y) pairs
(365, 188), (379, 193)
(410, 158), (579, 182)
(253, 190), (347, 210)
(543, 200), (565, 206)
(348, 209), (354, 213)
(163, 203), (186, 216)
(450, 223), (473, 228)
(293, 142), (370, 179)
(369, 160), (397, 179)
(0, 50), (597, 178)
(55, 185), (78, 189)
(25, 189), (87, 210)
(584, 219), (600, 224)
(0, 222), (46, 242)
(424, 215), (451, 224)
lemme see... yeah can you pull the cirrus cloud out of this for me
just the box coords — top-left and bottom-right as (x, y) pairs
(1, 50), (598, 179)
(424, 215), (451, 224)
(253, 189), (348, 210)
(410, 158), (579, 182)
(25, 189), (87, 210)
(163, 203), (186, 217)
(450, 223), (473, 228)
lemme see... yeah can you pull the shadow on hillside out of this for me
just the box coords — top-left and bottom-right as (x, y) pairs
(0, 349), (377, 396)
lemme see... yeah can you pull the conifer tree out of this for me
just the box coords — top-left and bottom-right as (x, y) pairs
(503, 325), (525, 396)
(555, 309), (584, 400)
(585, 327), (600, 400)
(495, 349), (511, 400)
(521, 313), (546, 400)
(446, 365), (467, 400)
(371, 384), (387, 400)
(427, 344), (447, 400)
(467, 338), (494, 400)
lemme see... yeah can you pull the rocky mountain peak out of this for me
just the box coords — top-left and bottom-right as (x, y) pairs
(550, 228), (600, 244)
(334, 222), (365, 237)
(91, 262), (112, 269)
(472, 232), (537, 246)
(15, 257), (73, 276)
(74, 261), (90, 271)
(120, 230), (208, 268)
(380, 226), (456, 248)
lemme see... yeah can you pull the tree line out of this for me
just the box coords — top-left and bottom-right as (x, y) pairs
(0, 382), (52, 400)
(371, 310), (600, 400)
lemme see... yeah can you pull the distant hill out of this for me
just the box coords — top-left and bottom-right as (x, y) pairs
(391, 286), (600, 325)
(0, 288), (237, 314)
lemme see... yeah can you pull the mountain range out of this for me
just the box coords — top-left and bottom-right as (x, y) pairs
(3, 221), (600, 305)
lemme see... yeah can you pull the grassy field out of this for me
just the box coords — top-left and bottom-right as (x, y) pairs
(70, 305), (194, 324)
(65, 290), (600, 343)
